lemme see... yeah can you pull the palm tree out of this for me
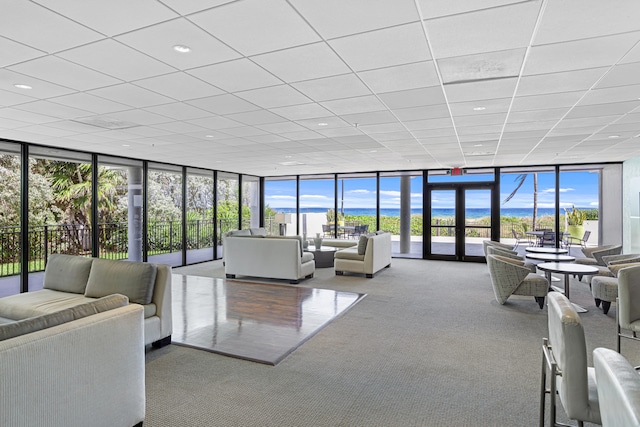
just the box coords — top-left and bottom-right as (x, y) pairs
(503, 173), (538, 231)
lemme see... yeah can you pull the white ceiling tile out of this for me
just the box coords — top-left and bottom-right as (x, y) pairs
(279, 130), (324, 141)
(152, 121), (207, 134)
(524, 32), (640, 76)
(190, 0), (320, 56)
(235, 85), (311, 109)
(252, 43), (350, 83)
(88, 84), (174, 108)
(517, 68), (608, 96)
(565, 101), (640, 119)
(15, 101), (93, 119)
(321, 95), (387, 115)
(116, 18), (241, 71)
(340, 111), (398, 126)
(187, 94), (260, 115)
(145, 103), (210, 121)
(596, 62), (640, 89)
(0, 69), (75, 98)
(225, 110), (286, 126)
(186, 116), (242, 130)
(378, 86), (446, 110)
(359, 122), (406, 134)
(0, 107), (59, 125)
(256, 122), (309, 134)
(359, 61), (440, 93)
(0, 36), (46, 68)
(14, 124), (76, 138)
(270, 103), (333, 121)
(292, 74), (371, 102)
(0, 88), (38, 107)
(134, 72), (224, 102)
(508, 107), (569, 123)
(393, 104), (451, 121)
(95, 109), (171, 126)
(9, 56), (120, 91)
(579, 85), (640, 106)
(0, 116), (31, 129)
(444, 77), (517, 103)
(511, 92), (584, 112)
(449, 98), (511, 116)
(157, 0), (235, 15)
(455, 113), (506, 127)
(289, 0), (419, 39)
(417, 0), (526, 20)
(48, 93), (130, 115)
(329, 22), (430, 71)
(316, 127), (364, 138)
(0, 2), (102, 53)
(33, 0), (178, 37)
(219, 127), (268, 137)
(404, 117), (454, 131)
(58, 39), (175, 81)
(187, 59), (282, 92)
(535, 0), (640, 45)
(425, 2), (541, 58)
(0, 128), (52, 142)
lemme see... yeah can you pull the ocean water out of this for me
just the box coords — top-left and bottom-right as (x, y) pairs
(276, 207), (566, 219)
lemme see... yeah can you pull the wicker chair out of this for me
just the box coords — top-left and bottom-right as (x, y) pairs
(486, 254), (548, 308)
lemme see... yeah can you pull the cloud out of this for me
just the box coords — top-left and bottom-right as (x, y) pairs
(380, 190), (401, 197)
(348, 189), (370, 194)
(589, 201), (599, 206)
(300, 194), (329, 200)
(540, 187), (575, 194)
(267, 195), (295, 200)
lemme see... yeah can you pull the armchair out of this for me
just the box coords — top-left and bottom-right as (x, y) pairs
(486, 254), (548, 308)
(482, 239), (515, 256)
(540, 292), (601, 426)
(593, 347), (640, 427)
(616, 265), (640, 354)
(485, 245), (536, 273)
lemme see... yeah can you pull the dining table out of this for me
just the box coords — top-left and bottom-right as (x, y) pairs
(536, 262), (599, 313)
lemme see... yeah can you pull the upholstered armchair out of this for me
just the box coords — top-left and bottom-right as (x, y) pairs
(617, 265), (640, 354)
(575, 244), (622, 267)
(482, 239), (515, 256)
(540, 292), (602, 426)
(485, 245), (536, 273)
(592, 261), (640, 315)
(485, 254), (548, 308)
(593, 347), (640, 427)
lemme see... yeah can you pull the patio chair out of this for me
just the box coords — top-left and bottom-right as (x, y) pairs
(567, 230), (591, 249)
(322, 224), (333, 238)
(541, 231), (556, 247)
(349, 224), (368, 239)
(511, 228), (531, 249)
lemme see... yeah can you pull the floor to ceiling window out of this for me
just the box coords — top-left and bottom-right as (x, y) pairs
(0, 142), (22, 297)
(216, 172), (239, 259)
(559, 166), (601, 247)
(264, 176), (296, 236)
(97, 156), (143, 262)
(186, 168), (214, 264)
(147, 163), (183, 267)
(379, 171), (424, 258)
(242, 175), (260, 230)
(500, 166), (557, 246)
(299, 175), (335, 238)
(336, 173), (377, 240)
(28, 147), (93, 291)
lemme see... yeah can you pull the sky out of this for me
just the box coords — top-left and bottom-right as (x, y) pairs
(264, 171), (599, 211)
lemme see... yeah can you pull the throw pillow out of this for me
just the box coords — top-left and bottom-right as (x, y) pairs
(357, 235), (369, 255)
(43, 254), (94, 294)
(84, 259), (157, 305)
(250, 228), (267, 236)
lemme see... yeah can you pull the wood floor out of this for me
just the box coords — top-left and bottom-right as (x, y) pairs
(171, 274), (365, 365)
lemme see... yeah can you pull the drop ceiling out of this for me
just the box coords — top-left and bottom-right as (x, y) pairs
(1, 0), (639, 176)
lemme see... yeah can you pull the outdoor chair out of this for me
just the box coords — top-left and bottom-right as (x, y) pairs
(349, 224), (368, 239)
(511, 228), (531, 249)
(567, 230), (591, 249)
(616, 265), (640, 354)
(322, 224), (333, 237)
(540, 292), (602, 427)
(485, 254), (547, 308)
(541, 231), (556, 247)
(593, 347), (640, 427)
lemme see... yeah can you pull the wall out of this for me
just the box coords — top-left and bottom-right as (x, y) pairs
(601, 163), (623, 246)
(623, 157), (640, 254)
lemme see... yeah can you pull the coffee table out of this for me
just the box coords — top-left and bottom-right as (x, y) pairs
(526, 247), (569, 254)
(536, 262), (599, 313)
(305, 246), (336, 268)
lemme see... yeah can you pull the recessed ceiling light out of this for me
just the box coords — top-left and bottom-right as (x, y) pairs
(122, 144), (130, 147)
(608, 135), (620, 139)
(370, 150), (377, 153)
(173, 45), (191, 53)
(205, 135), (215, 138)
(317, 122), (328, 126)
(14, 84), (32, 89)
(474, 144), (483, 147)
(284, 155), (292, 158)
(473, 106), (486, 111)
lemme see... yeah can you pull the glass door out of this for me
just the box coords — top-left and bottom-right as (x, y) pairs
(428, 185), (493, 261)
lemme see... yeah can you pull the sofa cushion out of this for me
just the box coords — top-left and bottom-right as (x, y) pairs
(301, 252), (314, 263)
(0, 294), (128, 342)
(43, 254), (94, 294)
(0, 289), (96, 320)
(250, 227), (267, 236)
(357, 233), (375, 255)
(609, 263), (640, 277)
(335, 247), (365, 261)
(230, 229), (251, 237)
(85, 259), (157, 305)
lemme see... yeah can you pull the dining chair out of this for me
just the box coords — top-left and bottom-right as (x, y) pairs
(593, 347), (640, 427)
(540, 292), (602, 427)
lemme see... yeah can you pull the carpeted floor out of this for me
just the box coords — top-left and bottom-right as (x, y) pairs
(144, 258), (638, 426)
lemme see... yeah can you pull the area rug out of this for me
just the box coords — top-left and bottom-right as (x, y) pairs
(170, 274), (366, 365)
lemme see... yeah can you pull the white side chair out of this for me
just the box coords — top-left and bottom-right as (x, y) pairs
(616, 265), (640, 353)
(540, 292), (601, 427)
(593, 347), (640, 427)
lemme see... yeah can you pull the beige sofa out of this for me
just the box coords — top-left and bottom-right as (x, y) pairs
(0, 254), (172, 347)
(224, 235), (315, 284)
(0, 297), (145, 427)
(334, 232), (392, 278)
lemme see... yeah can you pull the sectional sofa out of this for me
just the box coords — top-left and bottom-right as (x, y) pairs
(335, 232), (392, 278)
(0, 295), (146, 427)
(0, 254), (172, 347)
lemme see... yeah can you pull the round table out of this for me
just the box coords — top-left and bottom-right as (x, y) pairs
(536, 262), (599, 313)
(305, 246), (336, 268)
(525, 247), (569, 254)
(525, 253), (575, 262)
